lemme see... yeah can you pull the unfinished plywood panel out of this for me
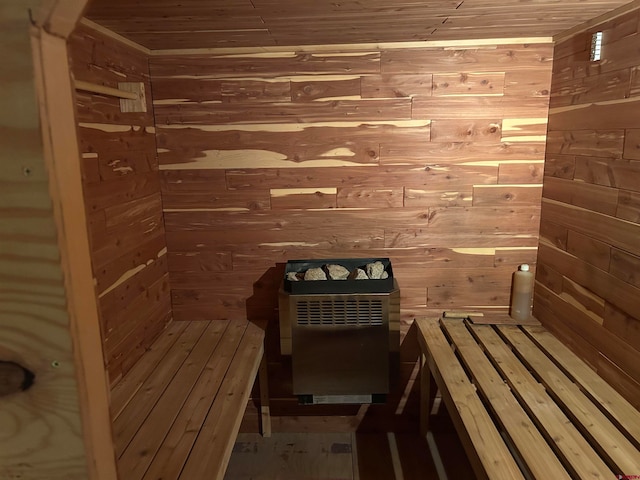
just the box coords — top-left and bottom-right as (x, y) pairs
(537, 6), (640, 409)
(69, 25), (170, 386)
(1, 2), (118, 479)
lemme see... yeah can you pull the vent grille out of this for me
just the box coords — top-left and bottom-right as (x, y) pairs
(296, 298), (384, 326)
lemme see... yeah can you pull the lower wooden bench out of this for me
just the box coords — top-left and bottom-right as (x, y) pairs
(109, 319), (271, 480)
(416, 316), (640, 480)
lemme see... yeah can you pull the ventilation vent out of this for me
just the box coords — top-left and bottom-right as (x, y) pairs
(590, 31), (603, 61)
(296, 298), (384, 326)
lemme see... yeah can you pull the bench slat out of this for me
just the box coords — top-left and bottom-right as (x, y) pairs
(113, 321), (209, 457)
(110, 320), (188, 419)
(524, 324), (640, 447)
(471, 323), (615, 479)
(117, 320), (230, 480)
(498, 325), (640, 474)
(443, 321), (571, 480)
(140, 320), (250, 480)
(179, 320), (266, 480)
(415, 318), (525, 480)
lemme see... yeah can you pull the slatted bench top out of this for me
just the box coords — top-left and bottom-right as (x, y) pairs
(110, 319), (269, 480)
(416, 317), (640, 480)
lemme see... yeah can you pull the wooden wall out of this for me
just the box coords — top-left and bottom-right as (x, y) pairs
(150, 42), (553, 430)
(150, 42), (553, 325)
(69, 25), (171, 386)
(2, 3), (118, 478)
(537, 9), (640, 409)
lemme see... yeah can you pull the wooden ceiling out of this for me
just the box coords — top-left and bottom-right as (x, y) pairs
(85, 0), (634, 50)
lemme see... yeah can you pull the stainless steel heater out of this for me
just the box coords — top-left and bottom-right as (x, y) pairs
(279, 258), (400, 404)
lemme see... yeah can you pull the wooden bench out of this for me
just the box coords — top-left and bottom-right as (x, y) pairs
(109, 319), (271, 480)
(416, 316), (640, 480)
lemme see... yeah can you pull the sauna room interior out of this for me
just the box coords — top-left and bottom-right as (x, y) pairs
(2, 0), (640, 478)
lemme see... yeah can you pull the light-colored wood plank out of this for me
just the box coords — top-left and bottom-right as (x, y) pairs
(118, 320), (229, 480)
(443, 321), (571, 479)
(28, 5), (118, 478)
(471, 324), (617, 479)
(33, 0), (88, 37)
(467, 312), (539, 325)
(523, 325), (640, 446)
(75, 79), (139, 100)
(112, 321), (208, 456)
(178, 321), (266, 480)
(415, 318), (525, 480)
(498, 325), (640, 473)
(141, 320), (249, 480)
(109, 320), (188, 417)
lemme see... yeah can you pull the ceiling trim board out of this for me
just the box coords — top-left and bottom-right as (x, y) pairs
(149, 37), (554, 57)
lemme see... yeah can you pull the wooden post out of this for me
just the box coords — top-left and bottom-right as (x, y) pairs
(0, 1), (118, 479)
(258, 353), (272, 437)
(419, 352), (431, 438)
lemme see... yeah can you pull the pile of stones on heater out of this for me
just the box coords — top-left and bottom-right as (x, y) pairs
(286, 261), (389, 282)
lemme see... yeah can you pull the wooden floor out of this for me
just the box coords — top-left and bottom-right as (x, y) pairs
(225, 399), (475, 480)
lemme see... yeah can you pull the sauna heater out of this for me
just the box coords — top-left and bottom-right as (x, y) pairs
(279, 259), (400, 405)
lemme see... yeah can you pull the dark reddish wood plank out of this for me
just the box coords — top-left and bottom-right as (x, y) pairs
(336, 187), (404, 208)
(291, 78), (360, 102)
(472, 185), (542, 206)
(497, 163), (544, 184)
(361, 74), (433, 98)
(150, 51), (381, 78)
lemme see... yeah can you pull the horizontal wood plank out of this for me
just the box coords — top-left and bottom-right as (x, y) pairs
(442, 321), (571, 480)
(470, 323), (617, 478)
(415, 318), (525, 480)
(523, 324), (640, 446)
(178, 321), (265, 480)
(498, 325), (640, 473)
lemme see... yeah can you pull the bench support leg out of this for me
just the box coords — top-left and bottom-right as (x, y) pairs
(258, 353), (271, 437)
(420, 353), (432, 438)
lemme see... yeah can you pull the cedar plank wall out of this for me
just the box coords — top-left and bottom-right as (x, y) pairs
(151, 44), (552, 322)
(150, 43), (553, 430)
(537, 9), (640, 409)
(68, 25), (171, 386)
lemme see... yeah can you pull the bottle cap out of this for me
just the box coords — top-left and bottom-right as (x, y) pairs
(520, 264), (530, 272)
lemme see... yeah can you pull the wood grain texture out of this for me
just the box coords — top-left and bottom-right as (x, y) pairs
(148, 40), (552, 432)
(1, 2), (118, 479)
(81, 0), (630, 50)
(1, 12), (90, 480)
(112, 319), (268, 480)
(151, 40), (552, 329)
(69, 25), (170, 386)
(537, 8), (640, 410)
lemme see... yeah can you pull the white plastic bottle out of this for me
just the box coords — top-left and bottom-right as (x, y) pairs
(510, 264), (534, 321)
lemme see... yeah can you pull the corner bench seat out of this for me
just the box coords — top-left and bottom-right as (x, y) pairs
(416, 317), (640, 480)
(110, 319), (270, 480)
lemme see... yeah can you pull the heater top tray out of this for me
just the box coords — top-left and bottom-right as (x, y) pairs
(283, 258), (394, 294)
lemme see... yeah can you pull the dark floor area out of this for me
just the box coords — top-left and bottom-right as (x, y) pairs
(225, 398), (475, 479)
